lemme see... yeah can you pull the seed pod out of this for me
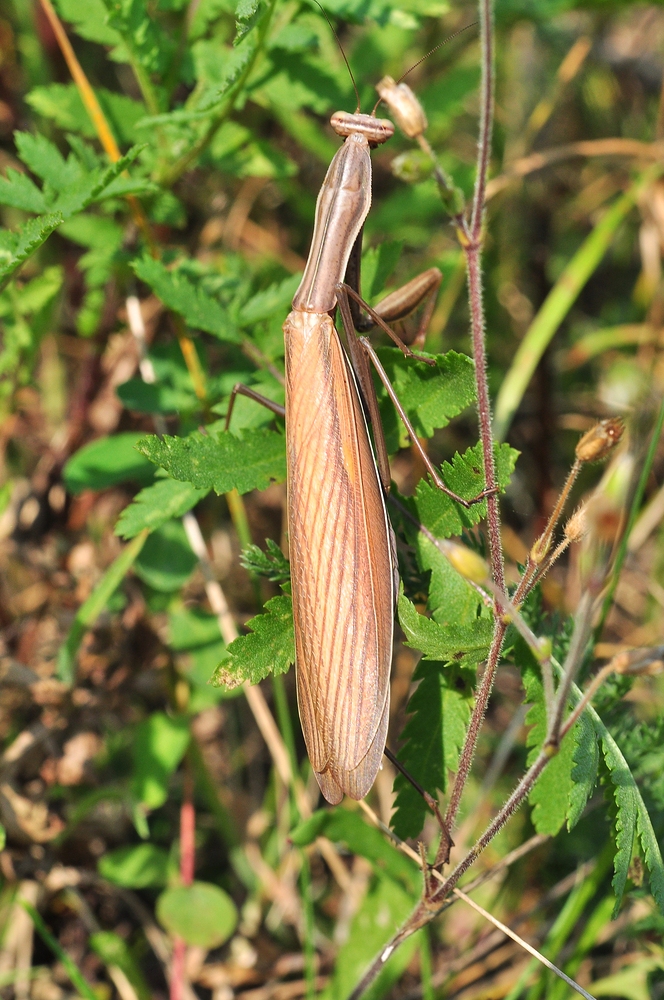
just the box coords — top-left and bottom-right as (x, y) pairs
(376, 76), (428, 138)
(575, 417), (624, 463)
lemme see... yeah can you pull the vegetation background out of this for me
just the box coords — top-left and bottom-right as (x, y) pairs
(0, 0), (663, 997)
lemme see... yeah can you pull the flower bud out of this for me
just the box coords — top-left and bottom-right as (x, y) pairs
(440, 539), (489, 584)
(575, 417), (624, 463)
(390, 150), (433, 184)
(376, 76), (428, 138)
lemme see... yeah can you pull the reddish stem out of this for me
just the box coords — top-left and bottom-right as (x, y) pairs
(171, 763), (195, 1000)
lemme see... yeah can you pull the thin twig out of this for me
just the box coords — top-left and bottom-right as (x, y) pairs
(451, 887), (597, 1000)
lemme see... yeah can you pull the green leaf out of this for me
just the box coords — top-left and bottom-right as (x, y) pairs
(116, 478), (209, 539)
(212, 594), (294, 688)
(411, 441), (519, 540)
(98, 843), (169, 888)
(319, 873), (421, 1000)
(376, 347), (475, 446)
(238, 273), (301, 326)
(0, 169), (48, 213)
(89, 932), (151, 1000)
(133, 519), (198, 592)
(391, 653), (473, 840)
(522, 642), (576, 837)
(27, 84), (145, 146)
(131, 712), (190, 810)
(63, 433), (155, 494)
(137, 426), (286, 495)
(240, 540), (290, 584)
(169, 608), (222, 651)
(398, 592), (493, 666)
(103, 0), (174, 76)
(156, 882), (237, 947)
(568, 710), (599, 830)
(57, 530), (149, 684)
(14, 131), (82, 189)
(362, 240), (404, 300)
(133, 256), (240, 342)
(290, 808), (419, 894)
(53, 0), (123, 46)
(0, 213), (64, 293)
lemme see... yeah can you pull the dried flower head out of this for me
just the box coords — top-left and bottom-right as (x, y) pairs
(575, 417), (624, 463)
(564, 505), (588, 543)
(376, 76), (428, 138)
(610, 645), (664, 676)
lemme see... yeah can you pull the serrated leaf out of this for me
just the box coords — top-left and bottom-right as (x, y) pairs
(199, 38), (256, 110)
(133, 256), (239, 342)
(116, 478), (209, 539)
(212, 594), (294, 688)
(568, 709), (599, 830)
(235, 0), (264, 42)
(14, 131), (82, 189)
(137, 427), (286, 495)
(0, 213), (64, 292)
(548, 657), (664, 915)
(398, 592), (492, 665)
(0, 169), (48, 213)
(103, 0), (174, 76)
(27, 83), (145, 146)
(291, 808), (419, 894)
(522, 641), (576, 836)
(238, 273), (301, 326)
(392, 655), (473, 840)
(54, 0), (123, 46)
(411, 441), (519, 539)
(375, 347), (475, 442)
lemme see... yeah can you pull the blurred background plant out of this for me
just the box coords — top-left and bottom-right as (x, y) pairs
(0, 0), (663, 998)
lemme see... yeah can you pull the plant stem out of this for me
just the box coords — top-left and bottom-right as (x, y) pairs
(444, 0), (505, 841)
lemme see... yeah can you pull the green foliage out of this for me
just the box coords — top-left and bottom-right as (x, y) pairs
(375, 347), (475, 448)
(133, 256), (240, 342)
(27, 83), (145, 145)
(98, 844), (170, 888)
(156, 882), (238, 947)
(0, 213), (63, 293)
(89, 932), (151, 1000)
(116, 477), (209, 539)
(522, 651), (577, 837)
(131, 712), (190, 810)
(134, 519), (198, 591)
(320, 874), (421, 1000)
(0, 136), (150, 222)
(240, 539), (290, 583)
(63, 433), (155, 494)
(137, 426), (286, 495)
(212, 593), (294, 688)
(393, 594), (477, 839)
(291, 808), (419, 894)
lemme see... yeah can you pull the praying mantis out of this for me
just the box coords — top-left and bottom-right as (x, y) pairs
(228, 76), (491, 805)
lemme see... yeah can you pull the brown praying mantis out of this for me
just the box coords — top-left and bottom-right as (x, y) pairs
(227, 76), (493, 805)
